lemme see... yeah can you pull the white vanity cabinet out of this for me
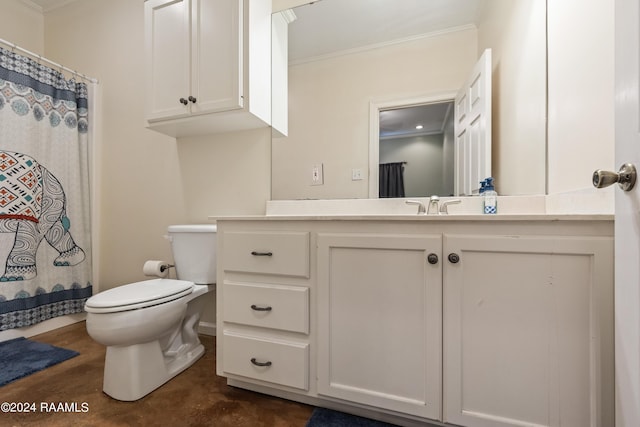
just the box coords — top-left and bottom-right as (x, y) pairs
(144, 0), (272, 137)
(215, 218), (614, 427)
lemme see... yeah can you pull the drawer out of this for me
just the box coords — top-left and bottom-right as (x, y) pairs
(223, 231), (309, 277)
(223, 281), (309, 334)
(222, 331), (309, 390)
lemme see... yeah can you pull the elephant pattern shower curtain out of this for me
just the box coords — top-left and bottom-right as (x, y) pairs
(0, 46), (92, 330)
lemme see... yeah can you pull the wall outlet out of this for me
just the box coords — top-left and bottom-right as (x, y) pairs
(352, 168), (363, 181)
(311, 163), (324, 185)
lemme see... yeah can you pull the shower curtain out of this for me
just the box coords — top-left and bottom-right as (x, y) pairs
(0, 46), (92, 331)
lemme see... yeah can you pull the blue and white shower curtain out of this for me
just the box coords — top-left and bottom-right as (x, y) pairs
(0, 46), (92, 331)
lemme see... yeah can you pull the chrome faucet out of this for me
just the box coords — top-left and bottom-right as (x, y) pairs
(427, 195), (440, 215)
(440, 199), (462, 214)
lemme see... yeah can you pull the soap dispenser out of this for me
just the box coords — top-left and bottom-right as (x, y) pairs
(483, 177), (497, 214)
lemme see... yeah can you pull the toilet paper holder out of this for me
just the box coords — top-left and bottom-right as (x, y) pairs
(160, 263), (174, 273)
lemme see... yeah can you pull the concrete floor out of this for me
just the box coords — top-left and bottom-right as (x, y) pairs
(1, 322), (313, 426)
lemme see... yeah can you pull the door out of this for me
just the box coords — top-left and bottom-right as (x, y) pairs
(454, 49), (492, 196)
(316, 233), (442, 420)
(443, 234), (613, 427)
(190, 0), (242, 115)
(144, 0), (191, 121)
(614, 0), (640, 425)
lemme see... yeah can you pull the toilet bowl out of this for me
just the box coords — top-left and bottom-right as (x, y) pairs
(85, 224), (216, 401)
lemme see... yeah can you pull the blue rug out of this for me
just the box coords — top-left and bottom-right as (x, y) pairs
(306, 408), (398, 427)
(0, 337), (79, 387)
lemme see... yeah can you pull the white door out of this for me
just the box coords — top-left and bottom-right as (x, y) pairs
(316, 233), (442, 420)
(613, 0), (640, 425)
(454, 49), (492, 196)
(190, 0), (242, 115)
(144, 0), (191, 121)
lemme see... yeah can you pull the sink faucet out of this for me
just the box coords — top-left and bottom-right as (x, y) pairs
(440, 199), (462, 214)
(427, 195), (440, 215)
(405, 200), (426, 214)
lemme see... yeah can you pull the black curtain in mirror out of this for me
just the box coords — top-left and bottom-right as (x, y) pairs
(379, 162), (405, 198)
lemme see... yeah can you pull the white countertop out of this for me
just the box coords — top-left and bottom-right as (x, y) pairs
(208, 213), (613, 222)
(209, 191), (615, 222)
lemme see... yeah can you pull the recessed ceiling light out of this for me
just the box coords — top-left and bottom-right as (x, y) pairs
(415, 125), (423, 130)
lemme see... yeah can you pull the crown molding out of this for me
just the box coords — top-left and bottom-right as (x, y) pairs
(19, 0), (81, 13)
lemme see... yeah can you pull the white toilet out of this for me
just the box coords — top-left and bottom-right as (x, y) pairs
(85, 224), (217, 401)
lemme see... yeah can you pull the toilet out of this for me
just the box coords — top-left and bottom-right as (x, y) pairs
(85, 224), (217, 401)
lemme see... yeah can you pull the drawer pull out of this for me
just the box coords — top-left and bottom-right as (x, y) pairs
(250, 304), (273, 312)
(251, 251), (273, 257)
(250, 358), (272, 367)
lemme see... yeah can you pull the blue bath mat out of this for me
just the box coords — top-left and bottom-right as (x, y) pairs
(0, 337), (78, 386)
(306, 407), (398, 427)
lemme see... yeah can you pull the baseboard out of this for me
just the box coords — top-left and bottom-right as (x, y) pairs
(0, 313), (87, 342)
(198, 321), (216, 336)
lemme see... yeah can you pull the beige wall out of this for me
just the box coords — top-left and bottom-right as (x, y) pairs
(547, 0), (615, 194)
(272, 28), (478, 200)
(42, 0), (271, 297)
(44, 0), (187, 291)
(0, 0), (44, 53)
(477, 0), (547, 196)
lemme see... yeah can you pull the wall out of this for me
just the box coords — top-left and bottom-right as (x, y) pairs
(272, 27), (478, 200)
(0, 0), (44, 53)
(547, 0), (615, 194)
(44, 0), (188, 292)
(477, 0), (547, 196)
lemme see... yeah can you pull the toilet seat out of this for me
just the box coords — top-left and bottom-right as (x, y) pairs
(85, 279), (194, 314)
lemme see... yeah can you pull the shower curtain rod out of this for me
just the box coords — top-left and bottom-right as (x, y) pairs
(0, 37), (98, 84)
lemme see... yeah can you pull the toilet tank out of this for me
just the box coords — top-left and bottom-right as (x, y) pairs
(167, 224), (217, 284)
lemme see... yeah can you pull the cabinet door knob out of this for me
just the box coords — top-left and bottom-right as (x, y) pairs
(179, 97), (188, 105)
(188, 96), (197, 103)
(250, 358), (272, 367)
(427, 253), (439, 264)
(251, 304), (272, 312)
(448, 253), (460, 264)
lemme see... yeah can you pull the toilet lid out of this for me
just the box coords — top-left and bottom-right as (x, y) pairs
(85, 279), (194, 313)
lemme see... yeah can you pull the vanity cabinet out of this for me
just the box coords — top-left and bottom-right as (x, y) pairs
(144, 0), (272, 137)
(215, 218), (614, 427)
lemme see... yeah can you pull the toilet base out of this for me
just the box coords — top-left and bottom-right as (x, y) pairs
(103, 340), (205, 401)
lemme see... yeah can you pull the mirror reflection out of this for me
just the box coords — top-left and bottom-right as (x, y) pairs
(272, 0), (546, 200)
(379, 102), (455, 198)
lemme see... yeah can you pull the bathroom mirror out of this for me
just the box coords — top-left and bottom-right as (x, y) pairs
(271, 0), (547, 200)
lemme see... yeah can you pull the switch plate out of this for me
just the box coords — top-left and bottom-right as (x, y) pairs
(352, 168), (363, 181)
(311, 163), (324, 185)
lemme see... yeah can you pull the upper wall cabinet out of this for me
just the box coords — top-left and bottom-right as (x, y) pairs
(144, 0), (273, 138)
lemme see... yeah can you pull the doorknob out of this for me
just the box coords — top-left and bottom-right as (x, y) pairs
(592, 163), (637, 191)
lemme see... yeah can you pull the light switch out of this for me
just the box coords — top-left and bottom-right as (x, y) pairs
(352, 168), (363, 181)
(311, 163), (324, 185)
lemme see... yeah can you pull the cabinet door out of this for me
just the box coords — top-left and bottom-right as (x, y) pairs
(317, 233), (442, 420)
(145, 0), (191, 121)
(190, 0), (242, 115)
(443, 235), (614, 427)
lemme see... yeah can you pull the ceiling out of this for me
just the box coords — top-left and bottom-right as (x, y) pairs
(289, 0), (483, 62)
(379, 102), (454, 140)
